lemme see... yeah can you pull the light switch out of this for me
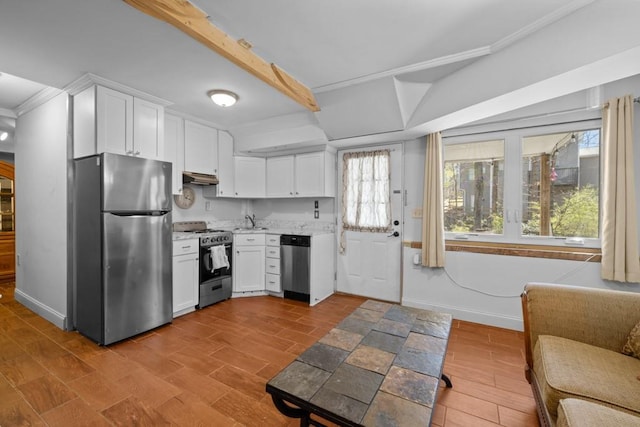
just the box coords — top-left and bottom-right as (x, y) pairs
(412, 208), (423, 218)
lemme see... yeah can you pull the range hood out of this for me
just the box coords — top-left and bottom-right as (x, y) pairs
(183, 171), (218, 185)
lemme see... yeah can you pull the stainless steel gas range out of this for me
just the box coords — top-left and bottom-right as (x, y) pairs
(173, 221), (232, 308)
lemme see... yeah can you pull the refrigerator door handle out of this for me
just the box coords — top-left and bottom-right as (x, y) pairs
(108, 211), (171, 217)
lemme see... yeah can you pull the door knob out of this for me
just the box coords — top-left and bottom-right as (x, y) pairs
(388, 231), (399, 237)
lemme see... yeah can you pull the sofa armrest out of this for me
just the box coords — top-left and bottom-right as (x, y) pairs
(522, 282), (640, 378)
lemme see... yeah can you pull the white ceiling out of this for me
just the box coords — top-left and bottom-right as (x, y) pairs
(1, 0), (639, 151)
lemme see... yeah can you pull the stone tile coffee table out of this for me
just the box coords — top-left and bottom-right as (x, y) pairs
(266, 300), (453, 426)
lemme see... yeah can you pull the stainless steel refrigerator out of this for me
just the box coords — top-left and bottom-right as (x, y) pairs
(74, 153), (172, 345)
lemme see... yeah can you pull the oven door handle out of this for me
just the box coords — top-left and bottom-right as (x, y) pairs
(203, 251), (213, 272)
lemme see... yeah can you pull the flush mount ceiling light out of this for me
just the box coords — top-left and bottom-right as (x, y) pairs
(207, 90), (238, 107)
(0, 132), (8, 142)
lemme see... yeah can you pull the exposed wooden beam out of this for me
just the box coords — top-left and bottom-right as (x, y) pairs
(123, 0), (319, 112)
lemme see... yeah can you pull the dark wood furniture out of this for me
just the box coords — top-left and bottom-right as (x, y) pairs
(0, 161), (14, 282)
(266, 300), (453, 426)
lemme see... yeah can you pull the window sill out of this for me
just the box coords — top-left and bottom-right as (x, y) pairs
(405, 240), (601, 262)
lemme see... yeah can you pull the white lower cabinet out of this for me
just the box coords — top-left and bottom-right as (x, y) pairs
(265, 234), (281, 292)
(233, 234), (265, 292)
(172, 239), (199, 317)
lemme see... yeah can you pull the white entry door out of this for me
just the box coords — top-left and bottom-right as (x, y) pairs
(337, 144), (403, 302)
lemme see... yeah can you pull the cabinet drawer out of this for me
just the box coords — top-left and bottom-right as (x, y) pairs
(173, 239), (198, 255)
(234, 233), (266, 246)
(266, 234), (280, 246)
(265, 273), (281, 292)
(265, 247), (280, 259)
(265, 259), (280, 275)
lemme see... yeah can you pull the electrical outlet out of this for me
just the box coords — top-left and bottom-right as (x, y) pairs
(314, 210), (319, 219)
(205, 201), (212, 211)
(412, 208), (423, 218)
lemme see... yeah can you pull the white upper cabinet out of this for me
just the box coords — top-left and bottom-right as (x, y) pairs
(234, 157), (265, 198)
(133, 97), (164, 160)
(295, 152), (336, 197)
(96, 87), (132, 156)
(164, 114), (185, 195)
(266, 156), (295, 197)
(217, 130), (234, 197)
(265, 152), (336, 198)
(184, 120), (218, 175)
(74, 85), (164, 160)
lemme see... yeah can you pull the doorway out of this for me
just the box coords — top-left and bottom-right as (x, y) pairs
(336, 144), (403, 302)
(0, 161), (15, 291)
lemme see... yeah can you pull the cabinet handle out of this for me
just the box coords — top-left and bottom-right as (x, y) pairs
(290, 192), (293, 195)
(269, 265), (276, 268)
(247, 238), (255, 242)
(182, 246), (190, 249)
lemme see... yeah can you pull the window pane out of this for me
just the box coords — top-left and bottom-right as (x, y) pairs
(343, 150), (391, 230)
(443, 140), (504, 234)
(521, 129), (600, 238)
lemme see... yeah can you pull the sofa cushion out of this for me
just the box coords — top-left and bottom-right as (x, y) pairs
(533, 335), (640, 418)
(557, 398), (640, 427)
(623, 320), (640, 359)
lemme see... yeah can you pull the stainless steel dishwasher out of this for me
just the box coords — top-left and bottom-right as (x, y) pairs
(280, 234), (311, 303)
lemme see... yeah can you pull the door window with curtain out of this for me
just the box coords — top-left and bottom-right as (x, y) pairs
(341, 149), (392, 248)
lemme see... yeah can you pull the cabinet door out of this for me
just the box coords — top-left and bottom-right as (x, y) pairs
(266, 156), (294, 197)
(184, 120), (217, 175)
(233, 246), (265, 292)
(164, 114), (184, 195)
(234, 157), (265, 198)
(96, 86), (133, 156)
(133, 98), (164, 160)
(172, 254), (199, 315)
(295, 152), (325, 197)
(217, 131), (234, 197)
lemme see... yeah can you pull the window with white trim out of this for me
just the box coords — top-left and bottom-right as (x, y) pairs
(443, 121), (601, 247)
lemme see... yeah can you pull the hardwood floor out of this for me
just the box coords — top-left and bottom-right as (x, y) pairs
(0, 282), (538, 426)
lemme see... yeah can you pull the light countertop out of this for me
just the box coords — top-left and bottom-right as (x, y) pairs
(172, 228), (333, 241)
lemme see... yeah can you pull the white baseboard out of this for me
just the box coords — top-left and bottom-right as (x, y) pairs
(14, 289), (67, 330)
(232, 291), (268, 298)
(402, 297), (523, 331)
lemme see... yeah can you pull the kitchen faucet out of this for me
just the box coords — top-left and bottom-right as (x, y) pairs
(245, 214), (256, 228)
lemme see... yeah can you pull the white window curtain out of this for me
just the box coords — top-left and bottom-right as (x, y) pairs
(601, 95), (640, 282)
(339, 150), (391, 253)
(421, 133), (445, 267)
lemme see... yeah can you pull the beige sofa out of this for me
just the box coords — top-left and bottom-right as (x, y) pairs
(521, 283), (640, 427)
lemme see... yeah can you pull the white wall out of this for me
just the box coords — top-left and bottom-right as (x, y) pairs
(171, 185), (245, 224)
(402, 74), (640, 331)
(254, 197), (335, 223)
(170, 184), (336, 228)
(15, 92), (69, 328)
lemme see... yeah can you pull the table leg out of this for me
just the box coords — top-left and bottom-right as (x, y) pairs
(441, 374), (453, 388)
(270, 394), (328, 427)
